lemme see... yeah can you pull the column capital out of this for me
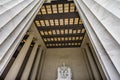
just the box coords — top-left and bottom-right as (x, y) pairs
(33, 39), (40, 45)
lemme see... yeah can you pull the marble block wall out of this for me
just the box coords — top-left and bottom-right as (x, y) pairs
(41, 48), (90, 80)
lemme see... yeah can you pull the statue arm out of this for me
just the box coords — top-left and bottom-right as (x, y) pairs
(57, 68), (61, 79)
(68, 68), (72, 78)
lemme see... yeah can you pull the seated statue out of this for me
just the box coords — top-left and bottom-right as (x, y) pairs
(57, 63), (72, 80)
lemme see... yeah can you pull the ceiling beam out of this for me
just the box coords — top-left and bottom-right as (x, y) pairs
(35, 12), (79, 20)
(41, 33), (84, 38)
(45, 40), (82, 44)
(47, 45), (81, 48)
(37, 24), (84, 31)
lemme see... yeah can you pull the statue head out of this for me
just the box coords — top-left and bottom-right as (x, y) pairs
(62, 62), (65, 67)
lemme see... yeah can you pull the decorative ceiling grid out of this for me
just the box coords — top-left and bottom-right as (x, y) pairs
(34, 1), (86, 48)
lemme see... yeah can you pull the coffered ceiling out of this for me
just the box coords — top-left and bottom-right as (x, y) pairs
(34, 0), (86, 48)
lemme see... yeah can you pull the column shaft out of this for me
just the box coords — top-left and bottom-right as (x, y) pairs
(21, 41), (39, 80)
(36, 50), (45, 80)
(30, 48), (43, 80)
(85, 45), (101, 80)
(82, 49), (94, 80)
(74, 0), (120, 79)
(5, 34), (33, 80)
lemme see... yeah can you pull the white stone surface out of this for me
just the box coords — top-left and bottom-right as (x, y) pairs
(0, 0), (45, 75)
(57, 63), (72, 80)
(74, 0), (120, 79)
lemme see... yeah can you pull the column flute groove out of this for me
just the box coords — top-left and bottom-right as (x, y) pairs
(30, 47), (43, 80)
(5, 34), (34, 80)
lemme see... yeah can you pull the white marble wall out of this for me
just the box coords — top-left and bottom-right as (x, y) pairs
(41, 48), (90, 80)
(74, 0), (120, 79)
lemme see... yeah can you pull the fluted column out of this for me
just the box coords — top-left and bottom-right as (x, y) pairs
(30, 47), (43, 80)
(0, 0), (45, 75)
(21, 41), (39, 80)
(85, 45), (101, 80)
(37, 50), (46, 80)
(74, 0), (120, 79)
(5, 34), (34, 80)
(82, 49), (94, 80)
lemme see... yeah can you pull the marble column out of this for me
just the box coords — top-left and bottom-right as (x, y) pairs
(36, 50), (46, 80)
(21, 41), (39, 80)
(30, 47), (43, 80)
(74, 0), (120, 79)
(88, 43), (107, 80)
(82, 49), (94, 80)
(0, 0), (44, 75)
(5, 34), (34, 80)
(85, 45), (101, 80)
